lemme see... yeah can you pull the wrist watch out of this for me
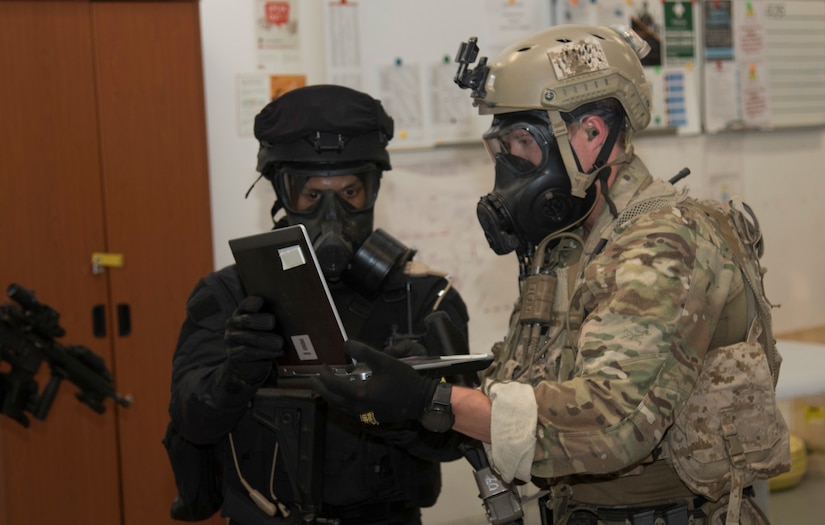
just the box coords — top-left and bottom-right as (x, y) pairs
(420, 382), (454, 432)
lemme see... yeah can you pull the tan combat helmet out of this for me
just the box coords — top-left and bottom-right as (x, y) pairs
(456, 25), (653, 198)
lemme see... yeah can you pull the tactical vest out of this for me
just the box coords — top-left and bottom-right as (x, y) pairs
(229, 263), (469, 521)
(661, 198), (790, 525)
(589, 191), (791, 524)
(482, 180), (790, 525)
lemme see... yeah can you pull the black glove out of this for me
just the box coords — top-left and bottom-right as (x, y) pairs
(224, 296), (284, 385)
(312, 339), (438, 424)
(383, 339), (428, 359)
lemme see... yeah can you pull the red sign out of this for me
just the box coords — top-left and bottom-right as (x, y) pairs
(265, 2), (290, 27)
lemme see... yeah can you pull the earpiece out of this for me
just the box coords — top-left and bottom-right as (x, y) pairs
(586, 126), (599, 140)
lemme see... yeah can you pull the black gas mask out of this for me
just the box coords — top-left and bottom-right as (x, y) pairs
(477, 111), (596, 257)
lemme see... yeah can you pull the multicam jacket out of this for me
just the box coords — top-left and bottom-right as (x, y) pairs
(480, 154), (787, 509)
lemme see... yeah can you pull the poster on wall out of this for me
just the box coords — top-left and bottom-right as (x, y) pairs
(702, 0), (825, 132)
(255, 0), (302, 70)
(556, 0), (702, 135)
(236, 74), (307, 136)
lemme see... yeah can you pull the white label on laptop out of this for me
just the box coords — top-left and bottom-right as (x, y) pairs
(278, 244), (306, 270)
(291, 334), (319, 361)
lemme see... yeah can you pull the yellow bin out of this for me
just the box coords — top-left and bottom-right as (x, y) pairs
(770, 434), (808, 492)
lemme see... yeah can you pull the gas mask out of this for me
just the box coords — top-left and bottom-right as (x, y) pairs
(275, 163), (380, 282)
(274, 163), (413, 297)
(477, 111), (596, 257)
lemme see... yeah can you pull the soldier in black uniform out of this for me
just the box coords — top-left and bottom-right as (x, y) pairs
(168, 85), (471, 525)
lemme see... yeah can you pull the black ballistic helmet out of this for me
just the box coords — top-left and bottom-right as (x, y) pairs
(251, 85), (398, 285)
(254, 84), (394, 176)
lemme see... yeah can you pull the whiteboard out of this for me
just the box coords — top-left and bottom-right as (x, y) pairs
(373, 144), (520, 353)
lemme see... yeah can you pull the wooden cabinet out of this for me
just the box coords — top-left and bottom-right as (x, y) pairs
(0, 2), (220, 524)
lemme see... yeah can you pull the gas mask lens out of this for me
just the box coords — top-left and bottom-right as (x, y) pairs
(276, 163), (380, 215)
(482, 114), (554, 174)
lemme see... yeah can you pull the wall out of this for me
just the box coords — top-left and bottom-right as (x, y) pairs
(201, 0), (825, 341)
(199, 1), (825, 523)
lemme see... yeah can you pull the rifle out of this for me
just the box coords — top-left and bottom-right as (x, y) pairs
(0, 283), (132, 427)
(461, 440), (525, 525)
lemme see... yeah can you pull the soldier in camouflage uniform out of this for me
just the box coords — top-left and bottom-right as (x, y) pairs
(313, 25), (790, 525)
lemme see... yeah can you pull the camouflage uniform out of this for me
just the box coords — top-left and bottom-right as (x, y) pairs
(480, 155), (788, 524)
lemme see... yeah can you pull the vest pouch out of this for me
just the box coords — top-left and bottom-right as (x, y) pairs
(665, 341), (791, 501)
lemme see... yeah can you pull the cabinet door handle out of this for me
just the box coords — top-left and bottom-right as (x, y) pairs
(92, 304), (106, 337)
(117, 303), (131, 337)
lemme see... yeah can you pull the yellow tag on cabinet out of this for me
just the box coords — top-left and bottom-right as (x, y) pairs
(91, 252), (125, 273)
(92, 252), (124, 267)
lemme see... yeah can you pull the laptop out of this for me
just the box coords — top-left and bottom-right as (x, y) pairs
(228, 225), (493, 380)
